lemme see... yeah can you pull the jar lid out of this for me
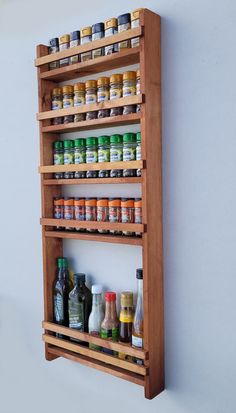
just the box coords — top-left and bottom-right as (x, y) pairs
(70, 30), (80, 41)
(104, 17), (117, 30)
(54, 197), (64, 206)
(92, 284), (103, 294)
(136, 268), (143, 279)
(118, 13), (131, 25)
(74, 82), (85, 92)
(105, 292), (116, 302)
(57, 257), (68, 268)
(49, 37), (59, 47)
(63, 140), (74, 148)
(136, 132), (141, 142)
(85, 198), (97, 206)
(62, 85), (74, 94)
(74, 197), (85, 205)
(86, 137), (98, 146)
(123, 132), (136, 143)
(110, 134), (123, 144)
(121, 291), (133, 307)
(81, 26), (92, 37)
(54, 141), (63, 149)
(97, 76), (110, 87)
(98, 135), (110, 145)
(92, 22), (104, 34)
(59, 34), (70, 44)
(131, 8), (144, 21)
(74, 273), (86, 283)
(136, 69), (140, 78)
(85, 79), (97, 89)
(75, 138), (86, 147)
(97, 198), (108, 207)
(110, 73), (123, 84)
(121, 198), (134, 207)
(52, 87), (62, 96)
(123, 71), (136, 81)
(108, 198), (121, 207)
(134, 198), (142, 207)
(64, 197), (74, 205)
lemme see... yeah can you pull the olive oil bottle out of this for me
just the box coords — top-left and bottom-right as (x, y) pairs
(53, 257), (70, 338)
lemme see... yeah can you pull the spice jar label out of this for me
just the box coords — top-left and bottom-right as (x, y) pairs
(75, 151), (86, 164)
(86, 150), (98, 163)
(110, 148), (123, 162)
(98, 149), (110, 163)
(123, 147), (136, 161)
(52, 100), (63, 110)
(63, 98), (74, 108)
(110, 88), (122, 100)
(54, 153), (64, 165)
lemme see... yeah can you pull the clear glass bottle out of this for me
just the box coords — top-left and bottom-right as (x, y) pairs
(136, 69), (141, 113)
(98, 135), (110, 178)
(131, 9), (143, 48)
(51, 87), (63, 125)
(119, 292), (133, 343)
(97, 77), (110, 118)
(80, 26), (92, 62)
(62, 85), (74, 124)
(53, 257), (70, 338)
(132, 269), (144, 351)
(92, 22), (105, 59)
(85, 198), (97, 232)
(109, 74), (123, 117)
(49, 37), (59, 70)
(59, 34), (70, 67)
(70, 30), (80, 64)
(104, 18), (118, 55)
(136, 132), (141, 176)
(74, 82), (85, 122)
(63, 140), (74, 179)
(64, 197), (74, 231)
(101, 292), (119, 355)
(121, 198), (135, 236)
(123, 132), (136, 177)
(110, 134), (123, 178)
(117, 13), (131, 51)
(88, 285), (104, 350)
(108, 198), (121, 235)
(74, 197), (85, 232)
(74, 138), (86, 179)
(53, 141), (64, 179)
(85, 80), (97, 121)
(123, 71), (136, 115)
(97, 198), (109, 234)
(86, 137), (98, 178)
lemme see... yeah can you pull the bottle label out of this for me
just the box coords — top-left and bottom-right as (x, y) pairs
(136, 145), (141, 160)
(54, 206), (63, 219)
(74, 95), (85, 106)
(123, 147), (136, 161)
(123, 85), (136, 97)
(86, 149), (98, 163)
(121, 207), (134, 224)
(86, 94), (97, 105)
(64, 152), (74, 165)
(69, 300), (84, 330)
(109, 207), (121, 223)
(110, 88), (122, 100)
(75, 150), (86, 164)
(54, 153), (64, 165)
(54, 294), (64, 322)
(98, 148), (110, 163)
(63, 98), (73, 108)
(97, 206), (108, 222)
(89, 331), (100, 351)
(134, 208), (142, 224)
(74, 206), (85, 221)
(120, 313), (133, 323)
(100, 327), (119, 341)
(64, 206), (73, 220)
(110, 148), (123, 162)
(132, 335), (143, 348)
(52, 100), (63, 110)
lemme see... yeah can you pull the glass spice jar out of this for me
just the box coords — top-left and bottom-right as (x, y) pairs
(74, 138), (86, 179)
(70, 30), (80, 64)
(110, 134), (123, 178)
(63, 140), (74, 179)
(49, 37), (59, 70)
(136, 69), (141, 113)
(109, 74), (123, 117)
(80, 26), (92, 62)
(123, 133), (136, 177)
(74, 82), (85, 122)
(62, 85), (74, 124)
(98, 135), (110, 178)
(59, 34), (70, 67)
(86, 137), (98, 178)
(85, 80), (97, 121)
(74, 197), (85, 232)
(121, 198), (135, 236)
(85, 198), (97, 232)
(123, 71), (137, 115)
(104, 18), (118, 55)
(51, 87), (63, 125)
(131, 9), (143, 48)
(53, 141), (64, 179)
(64, 197), (74, 231)
(53, 197), (64, 230)
(97, 198), (109, 233)
(92, 22), (105, 59)
(134, 198), (142, 236)
(97, 77), (110, 118)
(108, 198), (121, 234)
(117, 13), (131, 51)
(136, 132), (141, 177)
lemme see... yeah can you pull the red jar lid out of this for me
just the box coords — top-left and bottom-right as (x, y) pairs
(105, 292), (116, 302)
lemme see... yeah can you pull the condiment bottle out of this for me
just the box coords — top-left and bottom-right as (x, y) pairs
(54, 197), (64, 230)
(132, 269), (144, 350)
(108, 198), (121, 235)
(136, 69), (141, 112)
(101, 292), (119, 355)
(123, 71), (137, 115)
(74, 138), (86, 179)
(49, 37), (59, 70)
(85, 197), (97, 232)
(97, 77), (110, 118)
(53, 141), (64, 179)
(104, 18), (118, 55)
(59, 34), (70, 67)
(136, 132), (141, 176)
(68, 273), (92, 341)
(92, 22), (105, 59)
(64, 197), (74, 231)
(63, 140), (74, 179)
(110, 134), (123, 178)
(119, 292), (133, 343)
(109, 73), (123, 117)
(86, 137), (98, 178)
(131, 9), (144, 48)
(70, 30), (80, 64)
(74, 197), (85, 232)
(85, 79), (97, 121)
(74, 82), (86, 122)
(121, 198), (135, 236)
(51, 88), (63, 125)
(117, 13), (131, 51)
(98, 135), (110, 178)
(134, 198), (142, 236)
(80, 26), (92, 62)
(97, 198), (109, 233)
(123, 132), (136, 177)
(88, 285), (104, 350)
(53, 257), (70, 337)
(62, 85), (74, 124)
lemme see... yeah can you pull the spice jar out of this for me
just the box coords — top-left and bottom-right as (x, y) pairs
(53, 141), (64, 179)
(97, 77), (110, 118)
(74, 197), (85, 232)
(108, 198), (121, 234)
(97, 198), (109, 233)
(123, 133), (136, 177)
(81, 26), (92, 62)
(74, 138), (86, 179)
(63, 140), (74, 179)
(85, 80), (97, 121)
(110, 134), (123, 178)
(123, 71), (136, 115)
(98, 135), (110, 178)
(121, 198), (135, 236)
(86, 137), (98, 178)
(134, 198), (142, 236)
(51, 87), (63, 125)
(54, 197), (64, 230)
(73, 82), (85, 122)
(59, 34), (70, 67)
(70, 30), (80, 64)
(131, 9), (143, 48)
(109, 74), (123, 117)
(117, 13), (131, 51)
(62, 85), (74, 124)
(85, 198), (97, 232)
(92, 23), (104, 59)
(136, 69), (141, 113)
(49, 38), (59, 70)
(64, 197), (74, 231)
(104, 18), (118, 55)
(136, 132), (141, 177)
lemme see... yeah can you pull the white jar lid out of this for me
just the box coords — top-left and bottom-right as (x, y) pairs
(92, 284), (103, 294)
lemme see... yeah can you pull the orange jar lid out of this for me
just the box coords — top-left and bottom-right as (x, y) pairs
(97, 198), (108, 207)
(52, 87), (62, 96)
(110, 73), (123, 84)
(108, 198), (121, 207)
(123, 71), (136, 81)
(134, 198), (142, 208)
(74, 198), (85, 206)
(62, 85), (74, 94)
(121, 198), (134, 208)
(64, 198), (74, 206)
(54, 198), (64, 206)
(85, 198), (97, 207)
(97, 77), (110, 87)
(74, 82), (85, 92)
(85, 79), (97, 89)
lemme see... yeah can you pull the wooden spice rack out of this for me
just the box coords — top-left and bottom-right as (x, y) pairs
(35, 8), (164, 399)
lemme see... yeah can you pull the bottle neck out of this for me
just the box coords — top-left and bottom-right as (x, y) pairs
(92, 293), (102, 307)
(58, 266), (68, 280)
(137, 279), (143, 301)
(104, 300), (117, 320)
(75, 280), (85, 289)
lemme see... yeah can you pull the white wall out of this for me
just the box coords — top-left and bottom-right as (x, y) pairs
(0, 0), (236, 412)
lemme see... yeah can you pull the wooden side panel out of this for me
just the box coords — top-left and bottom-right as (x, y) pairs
(140, 10), (164, 399)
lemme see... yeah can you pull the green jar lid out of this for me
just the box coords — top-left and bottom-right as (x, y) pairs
(57, 257), (68, 268)
(123, 133), (136, 143)
(63, 140), (74, 148)
(86, 137), (98, 146)
(136, 132), (141, 142)
(54, 141), (63, 149)
(98, 135), (110, 145)
(75, 138), (86, 147)
(110, 134), (123, 144)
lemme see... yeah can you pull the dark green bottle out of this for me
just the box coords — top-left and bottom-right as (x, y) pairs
(53, 257), (70, 338)
(68, 273), (92, 342)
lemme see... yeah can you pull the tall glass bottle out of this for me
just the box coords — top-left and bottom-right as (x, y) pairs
(119, 292), (133, 343)
(53, 257), (70, 338)
(132, 269), (143, 349)
(88, 285), (104, 350)
(101, 292), (119, 355)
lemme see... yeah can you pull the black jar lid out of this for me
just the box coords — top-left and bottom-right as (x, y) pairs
(70, 30), (80, 41)
(92, 22), (105, 34)
(118, 13), (131, 25)
(49, 37), (59, 47)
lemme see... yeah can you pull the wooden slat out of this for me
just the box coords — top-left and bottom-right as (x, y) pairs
(41, 218), (144, 233)
(43, 334), (147, 376)
(40, 47), (140, 81)
(47, 346), (145, 386)
(43, 177), (142, 185)
(37, 95), (143, 121)
(39, 160), (143, 174)
(35, 27), (143, 67)
(43, 322), (147, 360)
(44, 230), (143, 246)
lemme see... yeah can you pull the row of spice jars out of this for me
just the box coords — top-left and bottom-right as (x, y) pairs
(51, 70), (140, 125)
(48, 9), (143, 70)
(54, 197), (142, 236)
(53, 132), (141, 179)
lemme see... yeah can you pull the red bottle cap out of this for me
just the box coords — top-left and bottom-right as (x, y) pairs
(105, 292), (116, 302)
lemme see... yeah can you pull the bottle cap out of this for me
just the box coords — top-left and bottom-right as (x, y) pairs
(74, 82), (85, 92)
(110, 134), (123, 144)
(131, 8), (144, 21)
(85, 198), (97, 207)
(59, 34), (70, 44)
(62, 85), (74, 94)
(123, 71), (136, 81)
(92, 22), (104, 34)
(121, 291), (133, 307)
(136, 268), (143, 279)
(92, 284), (102, 294)
(108, 198), (121, 207)
(134, 198), (142, 208)
(74, 138), (86, 147)
(97, 198), (108, 207)
(121, 198), (134, 207)
(110, 73), (123, 84)
(74, 198), (85, 206)
(104, 18), (117, 30)
(63, 140), (74, 148)
(118, 13), (131, 25)
(54, 197), (64, 206)
(123, 132), (136, 143)
(136, 132), (141, 142)
(85, 79), (97, 89)
(64, 197), (74, 206)
(105, 292), (116, 302)
(49, 38), (59, 47)
(54, 141), (63, 149)
(57, 257), (68, 268)
(98, 135), (110, 145)
(97, 76), (110, 87)
(81, 26), (92, 37)
(74, 273), (86, 283)
(86, 137), (98, 146)
(52, 87), (62, 96)
(70, 30), (80, 41)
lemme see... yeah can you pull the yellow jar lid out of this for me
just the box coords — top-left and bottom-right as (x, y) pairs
(52, 87), (62, 95)
(74, 82), (85, 92)
(62, 85), (74, 94)
(85, 79), (97, 88)
(123, 71), (136, 81)
(110, 73), (123, 83)
(131, 8), (144, 21)
(81, 26), (92, 37)
(121, 291), (133, 307)
(104, 17), (118, 29)
(59, 34), (70, 43)
(136, 69), (140, 78)
(97, 77), (110, 87)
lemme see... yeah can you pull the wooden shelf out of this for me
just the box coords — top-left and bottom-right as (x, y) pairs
(43, 177), (142, 185)
(39, 160), (143, 174)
